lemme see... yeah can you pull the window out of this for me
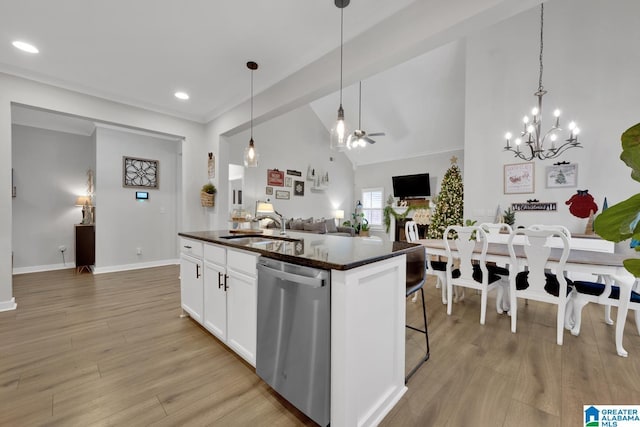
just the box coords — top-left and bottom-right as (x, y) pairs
(361, 187), (384, 228)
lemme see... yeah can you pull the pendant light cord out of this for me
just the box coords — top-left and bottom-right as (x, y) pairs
(358, 81), (362, 129)
(250, 68), (254, 140)
(538, 3), (544, 92)
(339, 6), (344, 107)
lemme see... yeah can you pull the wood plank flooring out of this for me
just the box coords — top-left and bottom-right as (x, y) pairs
(2, 266), (639, 426)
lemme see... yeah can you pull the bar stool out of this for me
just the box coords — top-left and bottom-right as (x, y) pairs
(405, 246), (430, 383)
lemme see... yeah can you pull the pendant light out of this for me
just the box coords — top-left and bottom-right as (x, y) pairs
(244, 61), (259, 167)
(329, 0), (350, 151)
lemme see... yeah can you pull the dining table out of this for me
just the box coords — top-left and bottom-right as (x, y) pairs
(418, 238), (635, 357)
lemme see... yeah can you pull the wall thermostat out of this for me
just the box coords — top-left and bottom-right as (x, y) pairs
(136, 191), (149, 200)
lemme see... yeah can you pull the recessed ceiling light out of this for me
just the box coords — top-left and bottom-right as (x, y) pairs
(12, 40), (39, 54)
(174, 91), (189, 100)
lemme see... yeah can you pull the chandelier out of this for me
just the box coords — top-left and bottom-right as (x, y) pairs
(503, 4), (581, 161)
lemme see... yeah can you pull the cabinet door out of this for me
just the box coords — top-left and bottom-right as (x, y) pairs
(226, 268), (257, 366)
(203, 261), (227, 341)
(180, 254), (204, 324)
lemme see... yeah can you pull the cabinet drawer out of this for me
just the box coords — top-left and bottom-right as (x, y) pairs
(180, 238), (203, 258)
(227, 249), (258, 278)
(204, 243), (226, 266)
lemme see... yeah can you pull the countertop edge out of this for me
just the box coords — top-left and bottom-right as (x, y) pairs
(178, 231), (421, 271)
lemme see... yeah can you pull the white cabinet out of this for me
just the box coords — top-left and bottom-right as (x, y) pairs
(226, 267), (257, 364)
(180, 253), (203, 324)
(194, 241), (258, 366)
(203, 261), (227, 340)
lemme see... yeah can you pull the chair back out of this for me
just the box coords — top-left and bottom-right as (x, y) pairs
(444, 225), (489, 283)
(479, 223), (512, 243)
(529, 224), (571, 238)
(508, 228), (570, 298)
(405, 246), (427, 294)
(479, 222), (513, 235)
(405, 220), (420, 242)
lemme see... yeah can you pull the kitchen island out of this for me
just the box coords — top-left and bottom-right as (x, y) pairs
(177, 230), (421, 427)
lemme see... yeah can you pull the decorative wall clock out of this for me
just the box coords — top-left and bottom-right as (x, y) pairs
(123, 156), (159, 189)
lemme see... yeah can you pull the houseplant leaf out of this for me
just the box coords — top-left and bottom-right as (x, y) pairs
(623, 258), (640, 277)
(620, 122), (640, 183)
(593, 194), (640, 242)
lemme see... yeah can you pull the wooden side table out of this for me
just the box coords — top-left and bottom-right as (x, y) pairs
(75, 224), (95, 273)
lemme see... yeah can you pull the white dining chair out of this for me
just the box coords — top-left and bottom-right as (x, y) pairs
(406, 220), (448, 304)
(508, 228), (572, 345)
(444, 225), (505, 324)
(568, 275), (640, 357)
(479, 223), (512, 311)
(529, 224), (615, 326)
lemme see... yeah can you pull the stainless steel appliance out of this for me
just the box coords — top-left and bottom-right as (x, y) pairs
(256, 257), (330, 426)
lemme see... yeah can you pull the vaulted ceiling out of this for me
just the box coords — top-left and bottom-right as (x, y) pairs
(2, 0), (541, 165)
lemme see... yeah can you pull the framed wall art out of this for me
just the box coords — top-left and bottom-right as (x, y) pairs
(546, 163), (578, 188)
(267, 169), (285, 186)
(285, 177), (292, 187)
(294, 180), (305, 196)
(275, 190), (290, 200)
(266, 186), (273, 195)
(504, 162), (534, 194)
(123, 156), (159, 189)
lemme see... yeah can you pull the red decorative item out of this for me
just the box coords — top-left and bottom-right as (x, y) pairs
(565, 190), (598, 218)
(267, 169), (284, 186)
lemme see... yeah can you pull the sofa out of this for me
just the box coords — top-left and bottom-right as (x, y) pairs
(265, 217), (356, 237)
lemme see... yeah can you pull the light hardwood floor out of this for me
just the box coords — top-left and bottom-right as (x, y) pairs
(2, 266), (639, 426)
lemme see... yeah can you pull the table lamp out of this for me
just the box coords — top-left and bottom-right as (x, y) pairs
(75, 196), (93, 224)
(335, 209), (345, 227)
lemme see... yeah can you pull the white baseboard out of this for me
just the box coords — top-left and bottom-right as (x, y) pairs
(0, 297), (17, 312)
(13, 263), (75, 275)
(93, 259), (179, 275)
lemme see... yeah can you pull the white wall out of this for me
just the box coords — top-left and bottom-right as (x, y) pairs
(94, 126), (179, 272)
(227, 105), (354, 221)
(464, 0), (640, 233)
(11, 124), (95, 271)
(0, 73), (207, 311)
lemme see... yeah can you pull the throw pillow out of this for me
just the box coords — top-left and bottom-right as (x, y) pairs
(325, 218), (337, 233)
(304, 222), (327, 234)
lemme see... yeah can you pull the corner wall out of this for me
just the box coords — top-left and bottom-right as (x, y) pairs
(94, 126), (180, 272)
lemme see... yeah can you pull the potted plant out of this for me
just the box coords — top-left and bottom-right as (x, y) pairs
(200, 182), (217, 207)
(359, 218), (370, 237)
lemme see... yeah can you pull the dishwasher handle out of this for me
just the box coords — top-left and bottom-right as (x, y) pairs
(258, 263), (325, 288)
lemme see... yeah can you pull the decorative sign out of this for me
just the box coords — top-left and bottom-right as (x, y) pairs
(287, 169), (302, 177)
(207, 152), (215, 179)
(275, 190), (290, 200)
(123, 156), (159, 189)
(546, 163), (577, 188)
(504, 162), (534, 194)
(267, 169), (285, 186)
(511, 202), (557, 211)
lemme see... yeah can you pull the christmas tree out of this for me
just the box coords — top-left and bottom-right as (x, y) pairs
(427, 157), (464, 239)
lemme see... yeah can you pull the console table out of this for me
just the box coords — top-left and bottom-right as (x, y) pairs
(75, 224), (95, 273)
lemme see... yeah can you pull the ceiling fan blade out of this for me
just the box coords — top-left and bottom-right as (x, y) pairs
(364, 136), (376, 144)
(367, 132), (386, 137)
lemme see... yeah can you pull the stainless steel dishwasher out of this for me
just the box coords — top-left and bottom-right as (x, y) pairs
(256, 257), (330, 427)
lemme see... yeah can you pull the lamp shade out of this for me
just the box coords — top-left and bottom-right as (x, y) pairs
(75, 196), (91, 206)
(335, 209), (345, 220)
(256, 202), (275, 214)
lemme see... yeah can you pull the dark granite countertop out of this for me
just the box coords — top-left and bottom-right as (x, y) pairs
(178, 230), (421, 270)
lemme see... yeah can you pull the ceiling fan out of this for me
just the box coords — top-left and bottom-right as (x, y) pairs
(347, 81), (385, 148)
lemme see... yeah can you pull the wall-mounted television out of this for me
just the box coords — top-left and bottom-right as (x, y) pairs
(392, 173), (431, 198)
